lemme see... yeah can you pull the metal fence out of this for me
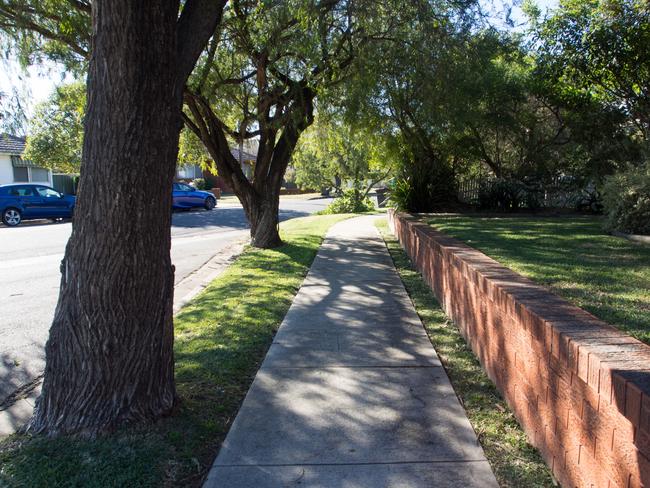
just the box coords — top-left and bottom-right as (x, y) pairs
(456, 176), (597, 209)
(457, 178), (483, 204)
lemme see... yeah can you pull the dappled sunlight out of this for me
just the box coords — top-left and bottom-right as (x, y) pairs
(205, 216), (496, 487)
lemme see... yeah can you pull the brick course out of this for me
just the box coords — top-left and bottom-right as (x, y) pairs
(388, 211), (650, 487)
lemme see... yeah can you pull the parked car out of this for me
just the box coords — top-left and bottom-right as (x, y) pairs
(172, 182), (217, 210)
(0, 183), (76, 227)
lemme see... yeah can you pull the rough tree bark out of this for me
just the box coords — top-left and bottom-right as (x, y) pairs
(28, 0), (225, 436)
(183, 86), (315, 248)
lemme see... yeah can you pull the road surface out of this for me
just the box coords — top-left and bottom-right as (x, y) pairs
(0, 197), (331, 402)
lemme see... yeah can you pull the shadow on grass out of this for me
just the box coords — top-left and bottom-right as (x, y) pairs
(427, 215), (650, 343)
(0, 214), (351, 488)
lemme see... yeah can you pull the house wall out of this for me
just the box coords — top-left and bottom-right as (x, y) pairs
(176, 164), (202, 180)
(388, 210), (650, 488)
(0, 154), (14, 184)
(0, 153), (52, 186)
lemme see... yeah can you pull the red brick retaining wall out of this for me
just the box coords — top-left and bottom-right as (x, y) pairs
(388, 211), (650, 487)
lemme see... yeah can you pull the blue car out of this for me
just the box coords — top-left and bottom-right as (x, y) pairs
(0, 183), (76, 227)
(172, 182), (217, 210)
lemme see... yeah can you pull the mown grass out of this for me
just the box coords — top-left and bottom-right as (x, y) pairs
(0, 214), (351, 488)
(376, 219), (555, 487)
(426, 215), (650, 344)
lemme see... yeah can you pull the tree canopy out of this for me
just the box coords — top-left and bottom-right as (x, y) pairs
(533, 0), (650, 141)
(292, 113), (393, 196)
(23, 81), (84, 173)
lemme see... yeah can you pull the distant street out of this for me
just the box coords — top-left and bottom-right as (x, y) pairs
(0, 196), (331, 401)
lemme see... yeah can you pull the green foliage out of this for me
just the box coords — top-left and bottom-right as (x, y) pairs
(535, 0), (650, 141)
(0, 0), (90, 74)
(386, 178), (412, 212)
(292, 115), (394, 193)
(320, 189), (374, 214)
(340, 1), (648, 196)
(407, 159), (457, 212)
(389, 157), (457, 213)
(178, 128), (214, 170)
(191, 178), (206, 190)
(23, 81), (85, 173)
(602, 164), (650, 234)
(0, 86), (26, 133)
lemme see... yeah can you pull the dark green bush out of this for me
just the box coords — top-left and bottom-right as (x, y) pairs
(320, 189), (375, 214)
(387, 178), (412, 211)
(602, 164), (650, 235)
(388, 159), (457, 212)
(477, 179), (522, 211)
(192, 178), (206, 190)
(408, 162), (457, 212)
(574, 186), (603, 213)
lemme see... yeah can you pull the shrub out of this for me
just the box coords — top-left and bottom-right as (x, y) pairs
(602, 164), (650, 235)
(320, 189), (375, 214)
(407, 162), (457, 212)
(192, 178), (206, 190)
(574, 185), (603, 213)
(387, 178), (412, 211)
(388, 161), (457, 212)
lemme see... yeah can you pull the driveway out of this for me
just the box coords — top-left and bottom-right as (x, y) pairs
(0, 196), (331, 402)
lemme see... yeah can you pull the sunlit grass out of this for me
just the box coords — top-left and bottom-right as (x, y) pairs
(377, 219), (555, 487)
(0, 214), (351, 487)
(426, 215), (650, 343)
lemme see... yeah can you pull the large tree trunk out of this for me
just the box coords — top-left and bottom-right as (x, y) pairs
(29, 0), (183, 436)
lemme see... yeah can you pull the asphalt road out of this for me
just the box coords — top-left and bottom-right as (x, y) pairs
(0, 197), (331, 402)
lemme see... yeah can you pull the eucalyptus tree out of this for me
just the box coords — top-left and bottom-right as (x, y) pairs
(23, 81), (85, 173)
(1, 0), (228, 436)
(182, 0), (404, 247)
(533, 0), (650, 142)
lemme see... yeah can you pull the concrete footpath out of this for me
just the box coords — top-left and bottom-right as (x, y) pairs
(204, 216), (498, 488)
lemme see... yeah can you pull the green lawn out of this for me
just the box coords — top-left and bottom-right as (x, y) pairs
(426, 215), (650, 344)
(377, 220), (555, 487)
(0, 214), (350, 488)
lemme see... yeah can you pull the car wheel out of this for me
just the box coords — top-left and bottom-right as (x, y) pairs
(204, 196), (216, 210)
(2, 208), (22, 226)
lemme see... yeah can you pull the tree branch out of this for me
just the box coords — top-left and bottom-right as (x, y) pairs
(176, 0), (228, 83)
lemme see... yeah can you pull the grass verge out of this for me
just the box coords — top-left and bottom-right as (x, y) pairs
(426, 215), (650, 344)
(0, 214), (351, 488)
(376, 219), (555, 487)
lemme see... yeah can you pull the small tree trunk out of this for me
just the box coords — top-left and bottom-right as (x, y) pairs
(29, 0), (183, 436)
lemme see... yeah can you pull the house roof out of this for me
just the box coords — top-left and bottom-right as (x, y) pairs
(0, 134), (26, 155)
(230, 147), (256, 162)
